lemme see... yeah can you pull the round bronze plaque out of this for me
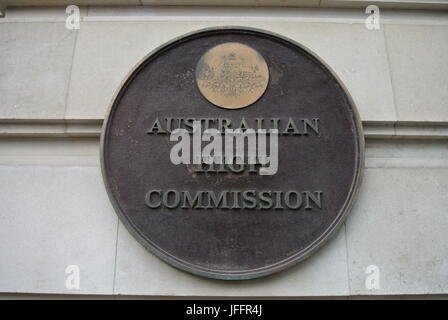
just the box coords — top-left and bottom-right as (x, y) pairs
(101, 27), (364, 280)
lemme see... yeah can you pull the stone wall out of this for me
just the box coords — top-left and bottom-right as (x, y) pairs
(0, 5), (447, 297)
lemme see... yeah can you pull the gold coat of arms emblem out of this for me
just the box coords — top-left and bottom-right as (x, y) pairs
(196, 42), (269, 109)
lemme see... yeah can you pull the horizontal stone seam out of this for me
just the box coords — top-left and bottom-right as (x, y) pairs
(1, 17), (448, 26)
(1, 120), (448, 139)
(3, 0), (448, 10)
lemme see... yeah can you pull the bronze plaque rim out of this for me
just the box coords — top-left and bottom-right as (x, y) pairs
(100, 26), (365, 280)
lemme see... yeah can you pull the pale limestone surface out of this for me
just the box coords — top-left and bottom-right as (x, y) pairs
(3, 0), (448, 10)
(3, 0), (141, 6)
(142, 0), (321, 6)
(0, 166), (117, 294)
(347, 168), (448, 295)
(320, 0), (448, 10)
(385, 24), (448, 121)
(65, 21), (184, 119)
(0, 23), (76, 119)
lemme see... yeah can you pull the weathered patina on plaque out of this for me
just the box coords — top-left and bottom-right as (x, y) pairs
(101, 28), (364, 280)
(196, 42), (269, 109)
